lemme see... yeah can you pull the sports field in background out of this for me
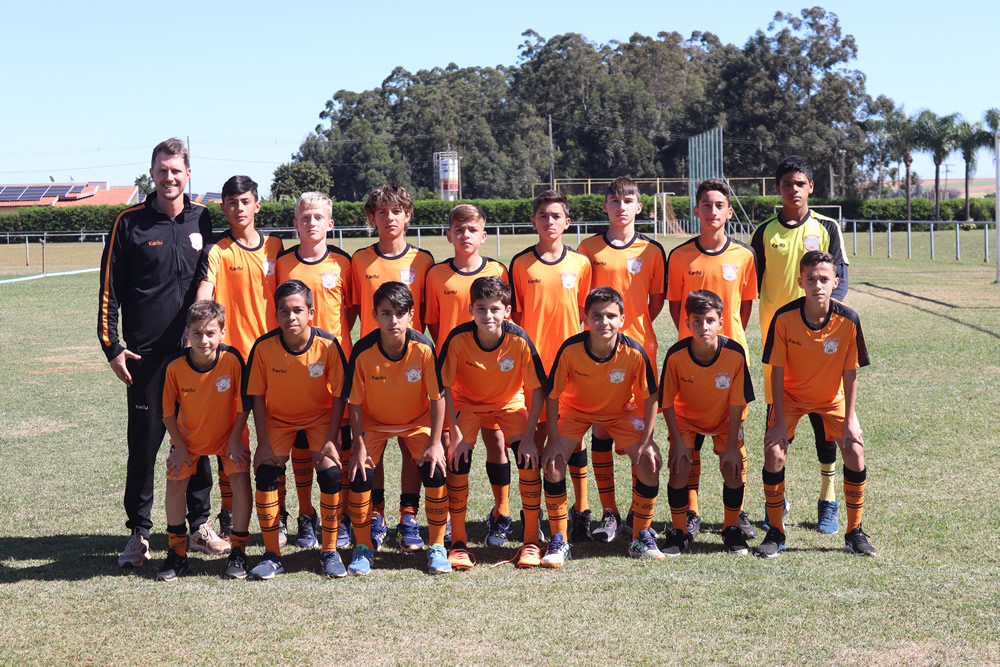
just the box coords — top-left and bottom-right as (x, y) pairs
(1, 234), (998, 663)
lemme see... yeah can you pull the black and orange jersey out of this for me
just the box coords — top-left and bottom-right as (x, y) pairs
(245, 327), (347, 429)
(751, 210), (848, 342)
(424, 257), (509, 348)
(666, 236), (758, 354)
(161, 343), (250, 449)
(578, 231), (666, 358)
(509, 245), (592, 372)
(659, 335), (754, 433)
(343, 328), (441, 431)
(200, 232), (284, 358)
(548, 332), (657, 419)
(276, 244), (354, 357)
(762, 298), (869, 408)
(351, 243), (434, 337)
(438, 320), (546, 410)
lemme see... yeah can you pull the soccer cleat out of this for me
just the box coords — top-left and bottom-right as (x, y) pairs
(189, 522), (230, 555)
(484, 512), (513, 547)
(737, 510), (758, 540)
(118, 530), (151, 568)
(370, 513), (388, 552)
(249, 552), (284, 580)
(217, 509), (233, 542)
(295, 513), (319, 549)
(223, 548), (249, 580)
(662, 529), (691, 557)
(761, 499), (789, 533)
(515, 543), (542, 568)
(686, 510), (702, 542)
(155, 550), (190, 582)
(447, 542), (476, 570)
(277, 510), (290, 549)
(844, 526), (877, 557)
(348, 545), (373, 576)
(320, 550), (348, 578)
(568, 506), (592, 542)
(395, 514), (425, 552)
(817, 500), (840, 534)
(722, 526), (751, 555)
(337, 514), (352, 549)
(541, 533), (571, 568)
(754, 527), (787, 558)
(426, 544), (453, 574)
(628, 529), (666, 560)
(592, 509), (621, 543)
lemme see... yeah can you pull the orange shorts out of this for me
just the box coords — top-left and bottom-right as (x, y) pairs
(558, 409), (648, 451)
(768, 399), (846, 441)
(454, 403), (527, 445)
(361, 426), (431, 466)
(266, 420), (332, 457)
(167, 428), (250, 481)
(670, 421), (745, 456)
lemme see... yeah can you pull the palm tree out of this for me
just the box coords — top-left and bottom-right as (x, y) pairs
(954, 119), (992, 220)
(915, 110), (959, 220)
(886, 108), (919, 220)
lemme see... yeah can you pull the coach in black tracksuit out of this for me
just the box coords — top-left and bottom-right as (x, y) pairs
(98, 140), (213, 556)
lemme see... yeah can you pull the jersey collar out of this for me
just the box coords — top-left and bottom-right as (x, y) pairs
(686, 336), (723, 367)
(185, 347), (221, 373)
(473, 320), (507, 352)
(449, 257), (487, 276)
(584, 332), (621, 363)
(602, 230), (639, 249)
(279, 327), (316, 356)
(295, 245), (332, 265)
(694, 236), (732, 256)
(374, 242), (413, 261)
(531, 245), (568, 266)
(377, 329), (410, 362)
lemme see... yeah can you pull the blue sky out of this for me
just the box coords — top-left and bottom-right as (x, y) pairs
(1, 0), (996, 197)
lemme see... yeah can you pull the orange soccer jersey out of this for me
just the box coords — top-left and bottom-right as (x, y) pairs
(438, 320), (546, 410)
(161, 344), (250, 451)
(351, 243), (434, 337)
(548, 332), (657, 420)
(578, 232), (666, 358)
(424, 257), (508, 348)
(202, 233), (284, 358)
(343, 328), (441, 432)
(659, 336), (754, 434)
(245, 328), (347, 429)
(762, 298), (869, 409)
(275, 244), (354, 357)
(666, 237), (757, 354)
(509, 246), (592, 372)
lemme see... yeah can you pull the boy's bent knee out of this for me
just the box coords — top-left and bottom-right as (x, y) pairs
(419, 461), (446, 488)
(316, 466), (341, 494)
(350, 469), (374, 493)
(255, 464), (282, 492)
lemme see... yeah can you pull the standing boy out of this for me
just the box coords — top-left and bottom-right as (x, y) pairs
(542, 287), (663, 566)
(343, 282), (450, 575)
(756, 251), (874, 558)
(157, 301), (253, 580)
(665, 179), (758, 541)
(660, 291), (755, 556)
(751, 155), (850, 533)
(578, 177), (666, 543)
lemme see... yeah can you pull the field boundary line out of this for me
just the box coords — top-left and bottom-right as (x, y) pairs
(0, 267), (99, 285)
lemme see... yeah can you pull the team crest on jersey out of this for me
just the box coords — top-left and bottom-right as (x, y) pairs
(308, 361), (325, 378)
(823, 338), (840, 355)
(804, 234), (821, 251)
(399, 268), (416, 285)
(714, 372), (731, 390)
(721, 264), (739, 282)
(626, 257), (643, 275)
(498, 356), (515, 372)
(262, 258), (276, 276)
(215, 375), (232, 392)
(321, 271), (339, 289)
(189, 233), (203, 251)
(560, 272), (577, 289)
(630, 417), (645, 431)
(405, 366), (422, 383)
(608, 368), (626, 384)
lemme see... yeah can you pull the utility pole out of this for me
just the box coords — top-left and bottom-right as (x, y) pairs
(187, 136), (192, 197)
(548, 114), (555, 189)
(838, 149), (847, 197)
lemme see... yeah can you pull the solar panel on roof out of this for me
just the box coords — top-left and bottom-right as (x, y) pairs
(69, 185), (84, 193)
(0, 187), (27, 200)
(21, 186), (49, 200)
(46, 185), (71, 197)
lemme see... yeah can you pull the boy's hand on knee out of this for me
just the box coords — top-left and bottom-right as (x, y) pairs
(720, 447), (742, 479)
(765, 421), (787, 448)
(320, 439), (342, 468)
(845, 416), (864, 447)
(166, 443), (191, 478)
(253, 441), (278, 469)
(667, 440), (690, 471)
(636, 440), (662, 474)
(421, 442), (448, 478)
(516, 441), (539, 470)
(447, 439), (474, 469)
(227, 436), (250, 469)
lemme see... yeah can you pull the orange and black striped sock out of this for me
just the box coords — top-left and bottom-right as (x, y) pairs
(291, 447), (315, 517)
(843, 466), (866, 532)
(420, 462), (448, 546)
(348, 468), (374, 549)
(567, 448), (588, 513)
(447, 453), (471, 545)
(399, 493), (420, 522)
(723, 483), (745, 530)
(277, 467), (288, 515)
(167, 523), (187, 557)
(512, 441), (542, 544)
(543, 478), (568, 538)
(217, 463), (233, 513)
(255, 464), (283, 555)
(762, 467), (786, 534)
(485, 461), (511, 518)
(229, 530), (249, 553)
(631, 480), (658, 539)
(316, 466), (342, 551)
(372, 489), (385, 517)
(687, 437), (703, 515)
(667, 484), (688, 532)
(591, 436), (618, 515)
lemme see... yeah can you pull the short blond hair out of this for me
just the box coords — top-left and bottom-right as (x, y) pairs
(448, 203), (486, 227)
(295, 191), (333, 219)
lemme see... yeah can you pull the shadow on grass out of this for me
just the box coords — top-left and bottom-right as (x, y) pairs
(857, 282), (1000, 341)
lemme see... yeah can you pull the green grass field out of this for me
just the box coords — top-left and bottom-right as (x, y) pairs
(1, 233), (999, 664)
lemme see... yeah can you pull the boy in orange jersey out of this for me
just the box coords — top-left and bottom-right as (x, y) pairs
(542, 287), (663, 566)
(275, 192), (356, 550)
(343, 282), (450, 576)
(755, 251), (873, 558)
(578, 177), (666, 543)
(665, 179), (758, 543)
(157, 301), (252, 581)
(194, 175), (285, 550)
(351, 184), (433, 551)
(438, 277), (547, 569)
(509, 190), (592, 543)
(425, 204), (512, 547)
(660, 290), (755, 557)
(245, 280), (350, 579)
